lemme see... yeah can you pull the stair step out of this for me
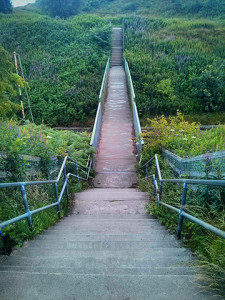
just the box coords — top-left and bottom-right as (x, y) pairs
(56, 213), (152, 219)
(35, 233), (178, 242)
(25, 240), (180, 250)
(46, 228), (168, 235)
(0, 265), (195, 276)
(49, 222), (165, 229)
(2, 255), (194, 269)
(11, 248), (192, 259)
(0, 272), (212, 300)
(74, 189), (149, 201)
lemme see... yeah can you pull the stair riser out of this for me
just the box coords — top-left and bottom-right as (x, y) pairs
(11, 248), (191, 259)
(3, 256), (193, 269)
(0, 266), (195, 276)
(35, 235), (177, 242)
(26, 241), (180, 250)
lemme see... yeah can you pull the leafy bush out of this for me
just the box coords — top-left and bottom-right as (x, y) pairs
(0, 120), (92, 253)
(0, 46), (22, 119)
(0, 120), (94, 180)
(142, 112), (225, 159)
(80, 0), (225, 18)
(124, 16), (225, 119)
(0, 12), (111, 126)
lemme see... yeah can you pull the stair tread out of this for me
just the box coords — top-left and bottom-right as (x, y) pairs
(0, 272), (214, 300)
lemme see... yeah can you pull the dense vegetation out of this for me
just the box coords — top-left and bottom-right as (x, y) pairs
(0, 12), (111, 126)
(0, 0), (12, 14)
(124, 16), (225, 120)
(36, 0), (80, 18)
(0, 46), (22, 118)
(0, 120), (92, 252)
(143, 113), (225, 158)
(80, 0), (225, 18)
(139, 114), (225, 294)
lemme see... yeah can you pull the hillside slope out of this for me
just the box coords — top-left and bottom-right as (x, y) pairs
(0, 12), (111, 126)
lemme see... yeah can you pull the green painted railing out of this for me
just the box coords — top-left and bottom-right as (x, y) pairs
(90, 57), (110, 150)
(142, 154), (225, 239)
(124, 59), (143, 154)
(0, 155), (93, 231)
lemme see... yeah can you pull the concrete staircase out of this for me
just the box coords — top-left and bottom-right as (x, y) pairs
(0, 28), (216, 299)
(111, 27), (123, 66)
(0, 213), (214, 299)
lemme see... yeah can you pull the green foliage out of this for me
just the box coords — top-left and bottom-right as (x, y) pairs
(0, 0), (12, 14)
(0, 176), (86, 254)
(0, 46), (22, 119)
(124, 16), (225, 118)
(80, 0), (225, 18)
(0, 120), (92, 253)
(142, 112), (225, 159)
(183, 112), (225, 125)
(0, 120), (94, 180)
(36, 0), (80, 18)
(0, 12), (111, 126)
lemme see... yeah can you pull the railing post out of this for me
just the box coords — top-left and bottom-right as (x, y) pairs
(177, 183), (188, 239)
(153, 165), (158, 198)
(145, 163), (149, 179)
(159, 182), (163, 206)
(63, 166), (69, 204)
(54, 183), (60, 218)
(20, 185), (32, 230)
(75, 162), (79, 183)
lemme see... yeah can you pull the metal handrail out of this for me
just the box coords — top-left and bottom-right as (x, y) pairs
(124, 59), (144, 155)
(99, 57), (110, 102)
(143, 154), (225, 239)
(0, 155), (93, 231)
(124, 59), (143, 154)
(90, 57), (110, 150)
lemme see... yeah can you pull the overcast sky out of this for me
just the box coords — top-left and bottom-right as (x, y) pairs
(12, 0), (35, 7)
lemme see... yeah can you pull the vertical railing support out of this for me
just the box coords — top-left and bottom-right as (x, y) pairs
(145, 163), (149, 179)
(76, 163), (79, 183)
(159, 182), (163, 206)
(20, 185), (32, 230)
(54, 183), (60, 218)
(153, 164), (158, 198)
(177, 183), (188, 239)
(63, 166), (69, 204)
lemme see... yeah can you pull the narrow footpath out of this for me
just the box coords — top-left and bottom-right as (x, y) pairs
(0, 28), (216, 300)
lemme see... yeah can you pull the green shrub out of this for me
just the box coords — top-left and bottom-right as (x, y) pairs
(124, 16), (225, 119)
(142, 112), (225, 160)
(0, 12), (111, 126)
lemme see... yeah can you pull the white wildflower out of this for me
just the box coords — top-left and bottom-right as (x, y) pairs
(183, 138), (188, 141)
(191, 136), (196, 139)
(170, 129), (175, 132)
(47, 136), (52, 139)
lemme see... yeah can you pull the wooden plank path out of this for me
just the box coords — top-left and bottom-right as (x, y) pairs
(0, 28), (216, 299)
